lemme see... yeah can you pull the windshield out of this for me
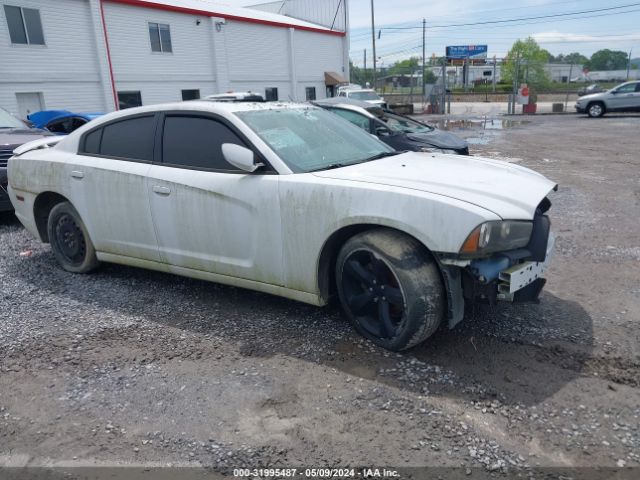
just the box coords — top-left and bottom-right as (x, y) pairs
(237, 108), (394, 173)
(382, 114), (434, 134)
(0, 108), (25, 129)
(349, 91), (381, 101)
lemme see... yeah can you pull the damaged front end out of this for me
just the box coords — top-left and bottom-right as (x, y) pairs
(438, 198), (554, 328)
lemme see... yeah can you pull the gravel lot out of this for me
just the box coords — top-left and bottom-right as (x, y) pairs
(1, 114), (639, 477)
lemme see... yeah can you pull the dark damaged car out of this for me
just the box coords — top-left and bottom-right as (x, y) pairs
(1, 108), (52, 212)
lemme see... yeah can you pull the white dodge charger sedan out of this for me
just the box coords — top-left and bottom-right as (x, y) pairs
(8, 102), (556, 351)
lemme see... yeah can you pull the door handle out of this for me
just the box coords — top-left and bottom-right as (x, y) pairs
(70, 170), (84, 179)
(152, 185), (171, 196)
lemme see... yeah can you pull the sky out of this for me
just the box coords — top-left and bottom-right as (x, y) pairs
(215, 0), (640, 67)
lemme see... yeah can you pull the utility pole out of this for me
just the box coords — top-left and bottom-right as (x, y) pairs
(441, 57), (446, 114)
(565, 63), (574, 112)
(492, 55), (497, 93)
(422, 18), (426, 100)
(370, 0), (377, 90)
(627, 48), (633, 80)
(364, 48), (367, 85)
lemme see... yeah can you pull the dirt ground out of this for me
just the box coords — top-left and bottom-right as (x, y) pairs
(1, 113), (639, 479)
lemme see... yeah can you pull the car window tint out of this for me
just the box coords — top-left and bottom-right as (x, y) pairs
(83, 128), (102, 154)
(162, 116), (245, 171)
(100, 116), (155, 160)
(616, 84), (636, 94)
(636, 83), (640, 93)
(331, 109), (371, 131)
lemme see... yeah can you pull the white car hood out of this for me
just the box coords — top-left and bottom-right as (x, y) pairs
(312, 152), (557, 219)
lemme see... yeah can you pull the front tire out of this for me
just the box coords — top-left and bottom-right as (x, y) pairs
(336, 229), (445, 351)
(47, 202), (99, 273)
(587, 102), (605, 118)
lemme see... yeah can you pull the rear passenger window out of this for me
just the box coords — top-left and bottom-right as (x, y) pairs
(100, 116), (155, 160)
(162, 116), (245, 171)
(83, 128), (102, 154)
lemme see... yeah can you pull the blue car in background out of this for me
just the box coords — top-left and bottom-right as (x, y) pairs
(27, 110), (103, 135)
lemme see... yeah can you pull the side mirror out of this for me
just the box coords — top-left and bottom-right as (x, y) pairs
(376, 127), (392, 137)
(222, 143), (263, 173)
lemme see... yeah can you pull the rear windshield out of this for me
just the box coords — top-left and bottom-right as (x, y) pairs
(349, 91), (381, 101)
(0, 108), (25, 129)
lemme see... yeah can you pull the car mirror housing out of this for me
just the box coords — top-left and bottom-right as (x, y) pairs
(222, 143), (263, 172)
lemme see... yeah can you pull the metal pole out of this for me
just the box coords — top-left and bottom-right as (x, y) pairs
(364, 48), (367, 85)
(627, 48), (633, 81)
(565, 63), (573, 112)
(422, 18), (426, 100)
(492, 56), (497, 93)
(441, 58), (446, 115)
(370, 0), (377, 90)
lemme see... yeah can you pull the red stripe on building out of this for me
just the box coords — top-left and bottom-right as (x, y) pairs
(100, 0), (119, 110)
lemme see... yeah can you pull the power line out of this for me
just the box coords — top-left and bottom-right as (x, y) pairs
(378, 3), (640, 30)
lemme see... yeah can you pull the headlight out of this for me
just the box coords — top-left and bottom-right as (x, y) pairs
(460, 221), (533, 255)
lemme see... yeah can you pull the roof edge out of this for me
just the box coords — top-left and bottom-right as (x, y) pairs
(106, 0), (346, 36)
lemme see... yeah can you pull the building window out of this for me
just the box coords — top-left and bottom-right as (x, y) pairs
(4, 5), (45, 45)
(181, 89), (200, 101)
(148, 22), (172, 53)
(117, 91), (142, 110)
(305, 87), (316, 101)
(265, 88), (278, 102)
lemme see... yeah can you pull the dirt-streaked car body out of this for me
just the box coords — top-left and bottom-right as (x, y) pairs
(8, 101), (556, 350)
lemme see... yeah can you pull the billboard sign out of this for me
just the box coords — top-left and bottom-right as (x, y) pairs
(446, 45), (488, 60)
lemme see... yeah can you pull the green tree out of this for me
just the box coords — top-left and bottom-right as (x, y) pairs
(563, 52), (589, 65)
(423, 70), (437, 84)
(585, 49), (629, 71)
(541, 48), (555, 62)
(388, 57), (421, 75)
(502, 37), (551, 89)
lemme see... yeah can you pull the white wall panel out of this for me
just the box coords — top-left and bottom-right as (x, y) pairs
(251, 0), (346, 31)
(103, 1), (216, 83)
(294, 30), (343, 81)
(0, 0), (104, 112)
(224, 21), (290, 82)
(115, 81), (217, 105)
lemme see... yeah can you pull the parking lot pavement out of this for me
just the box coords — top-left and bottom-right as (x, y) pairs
(1, 114), (639, 474)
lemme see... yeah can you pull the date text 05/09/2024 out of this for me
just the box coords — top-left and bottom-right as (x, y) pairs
(233, 468), (400, 478)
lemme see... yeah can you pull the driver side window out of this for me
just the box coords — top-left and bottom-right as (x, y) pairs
(331, 109), (371, 132)
(615, 83), (637, 94)
(161, 115), (246, 172)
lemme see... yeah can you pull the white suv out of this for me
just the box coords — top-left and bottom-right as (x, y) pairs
(338, 89), (387, 109)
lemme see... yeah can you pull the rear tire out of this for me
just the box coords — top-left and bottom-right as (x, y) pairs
(587, 102), (605, 118)
(336, 228), (445, 351)
(47, 202), (99, 273)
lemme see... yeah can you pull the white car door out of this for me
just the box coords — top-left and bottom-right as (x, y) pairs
(147, 113), (283, 285)
(73, 114), (161, 262)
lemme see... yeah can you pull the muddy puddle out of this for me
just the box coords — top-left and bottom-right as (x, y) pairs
(427, 118), (531, 145)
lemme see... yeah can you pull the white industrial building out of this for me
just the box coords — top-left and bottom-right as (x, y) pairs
(1, 0), (349, 118)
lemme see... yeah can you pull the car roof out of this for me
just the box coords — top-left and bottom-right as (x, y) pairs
(76, 101), (316, 126)
(313, 97), (376, 109)
(314, 102), (375, 118)
(28, 110), (103, 125)
(347, 89), (376, 93)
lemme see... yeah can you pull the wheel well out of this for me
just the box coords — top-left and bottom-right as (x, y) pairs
(33, 192), (69, 243)
(587, 100), (605, 110)
(317, 224), (434, 303)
